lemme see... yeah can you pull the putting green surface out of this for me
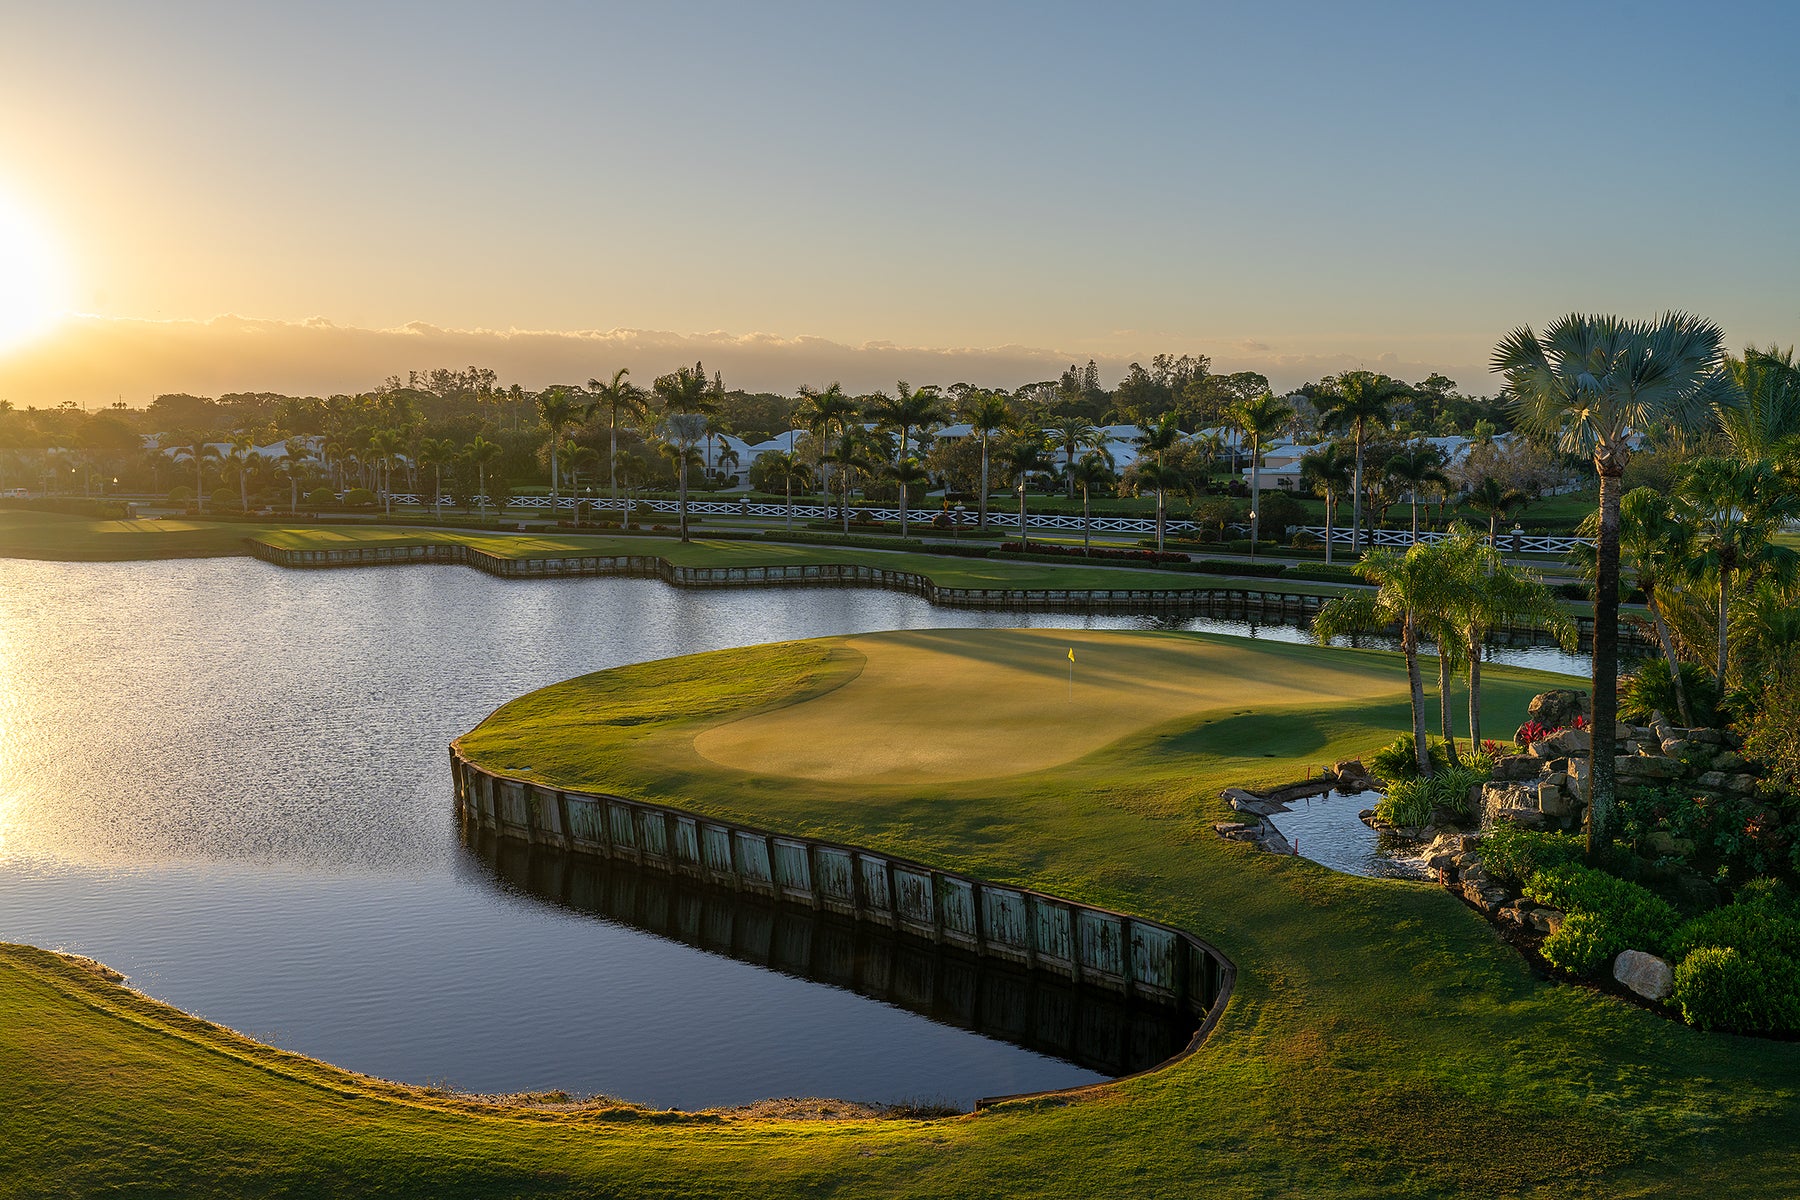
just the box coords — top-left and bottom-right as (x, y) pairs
(11, 628), (1800, 1197)
(693, 628), (1399, 782)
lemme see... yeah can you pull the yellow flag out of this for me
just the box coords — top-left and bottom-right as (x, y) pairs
(1067, 647), (1076, 662)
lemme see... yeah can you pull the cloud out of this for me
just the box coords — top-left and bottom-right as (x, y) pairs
(0, 313), (1494, 405)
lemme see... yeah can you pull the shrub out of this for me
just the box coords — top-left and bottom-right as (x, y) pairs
(306, 487), (336, 507)
(1368, 736), (1452, 785)
(1524, 863), (1681, 964)
(209, 487), (239, 510)
(1541, 912), (1615, 976)
(167, 486), (193, 503)
(343, 487), (377, 507)
(1480, 826), (1584, 886)
(1620, 658), (1722, 727)
(1672, 946), (1800, 1033)
(999, 542), (1188, 565)
(1618, 783), (1789, 885)
(1190, 558), (1288, 578)
(1290, 529), (1322, 550)
(1374, 762), (1487, 827)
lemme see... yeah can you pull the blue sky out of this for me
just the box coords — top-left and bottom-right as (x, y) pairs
(0, 1), (1795, 399)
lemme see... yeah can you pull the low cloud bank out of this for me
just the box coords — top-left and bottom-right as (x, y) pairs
(0, 314), (1488, 405)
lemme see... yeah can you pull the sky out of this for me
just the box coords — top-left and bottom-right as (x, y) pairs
(0, 0), (1796, 404)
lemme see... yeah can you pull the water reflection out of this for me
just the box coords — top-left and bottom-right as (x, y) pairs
(468, 832), (1198, 1086)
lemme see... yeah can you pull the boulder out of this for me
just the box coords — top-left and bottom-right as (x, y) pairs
(1537, 783), (1572, 818)
(1612, 950), (1674, 1002)
(1615, 755), (1682, 781)
(1660, 738), (1691, 759)
(1545, 728), (1593, 756)
(1333, 759), (1378, 792)
(1481, 782), (1536, 826)
(1492, 754), (1545, 782)
(1711, 749), (1747, 773)
(1688, 727), (1727, 746)
(1528, 689), (1590, 729)
(1527, 907), (1565, 935)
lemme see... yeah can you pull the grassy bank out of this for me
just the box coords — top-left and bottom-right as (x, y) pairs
(0, 510), (1353, 596)
(8, 630), (1796, 1196)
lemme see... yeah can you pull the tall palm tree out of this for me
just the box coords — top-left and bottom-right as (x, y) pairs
(960, 389), (1012, 531)
(1071, 451), (1116, 556)
(1573, 488), (1696, 725)
(1383, 445), (1450, 543)
(1046, 414), (1103, 497)
(1299, 442), (1352, 565)
(888, 456), (931, 537)
(415, 437), (454, 521)
(1232, 391), (1294, 555)
(1717, 345), (1800, 459)
(1314, 543), (1447, 776)
(1675, 457), (1800, 687)
(760, 449), (813, 532)
(1494, 311), (1730, 860)
(652, 363), (722, 542)
(1133, 415), (1183, 552)
(1465, 475), (1527, 548)
(466, 435), (501, 520)
(825, 427), (881, 533)
(586, 368), (648, 519)
(1317, 371), (1403, 554)
(1437, 527), (1574, 747)
(613, 449), (647, 529)
(278, 437), (313, 514)
(867, 381), (944, 465)
(1001, 434), (1047, 551)
(366, 429), (403, 514)
(795, 382), (858, 514)
(535, 386), (582, 510)
(163, 433), (216, 512)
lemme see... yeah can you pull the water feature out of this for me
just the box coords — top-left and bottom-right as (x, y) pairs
(1262, 789), (1427, 879)
(0, 556), (1582, 1107)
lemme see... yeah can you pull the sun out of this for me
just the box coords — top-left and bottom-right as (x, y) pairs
(0, 185), (69, 355)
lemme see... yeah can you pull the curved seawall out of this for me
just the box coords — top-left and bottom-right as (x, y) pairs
(448, 746), (1236, 1104)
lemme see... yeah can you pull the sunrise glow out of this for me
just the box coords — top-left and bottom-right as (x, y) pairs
(0, 184), (67, 356)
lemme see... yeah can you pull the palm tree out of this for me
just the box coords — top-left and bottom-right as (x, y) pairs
(1437, 527), (1574, 748)
(1464, 476), (1527, 548)
(225, 433), (261, 512)
(652, 363), (722, 542)
(1232, 392), (1294, 555)
(1316, 371), (1403, 554)
(1046, 414), (1103, 497)
(1299, 442), (1352, 565)
(466, 435), (501, 520)
(278, 437), (313, 514)
(825, 427), (881, 533)
(586, 368), (648, 520)
(1494, 311), (1730, 860)
(1384, 445), (1450, 544)
(1001, 434), (1047, 551)
(1133, 415), (1183, 552)
(535, 386), (582, 511)
(162, 433), (215, 512)
(367, 429), (402, 514)
(1314, 543), (1447, 776)
(888, 456), (931, 537)
(960, 389), (1012, 531)
(1675, 457), (1800, 687)
(563, 444), (601, 524)
(1574, 488), (1696, 726)
(613, 449), (648, 529)
(867, 381), (944, 465)
(1717, 345), (1800, 459)
(760, 449), (813, 532)
(1071, 451), (1116, 556)
(795, 382), (858, 515)
(415, 437), (454, 521)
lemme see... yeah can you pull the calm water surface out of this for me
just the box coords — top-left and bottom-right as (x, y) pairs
(0, 558), (1578, 1108)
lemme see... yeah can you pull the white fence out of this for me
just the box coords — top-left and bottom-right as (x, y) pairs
(1294, 526), (1594, 554)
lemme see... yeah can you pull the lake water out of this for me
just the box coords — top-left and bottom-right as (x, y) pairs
(0, 557), (1580, 1108)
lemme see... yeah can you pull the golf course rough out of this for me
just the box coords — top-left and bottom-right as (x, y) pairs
(9, 625), (1800, 1197)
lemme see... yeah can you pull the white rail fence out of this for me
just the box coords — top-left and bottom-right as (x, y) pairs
(1293, 526), (1595, 554)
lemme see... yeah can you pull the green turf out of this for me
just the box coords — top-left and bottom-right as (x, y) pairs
(7, 629), (1796, 1196)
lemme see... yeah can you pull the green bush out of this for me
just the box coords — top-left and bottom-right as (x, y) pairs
(1374, 762), (1487, 827)
(209, 487), (239, 510)
(1480, 826), (1584, 886)
(1368, 736), (1453, 785)
(1670, 901), (1800, 966)
(343, 487), (377, 508)
(1619, 658), (1722, 727)
(1524, 863), (1681, 965)
(1541, 911), (1615, 976)
(1189, 558), (1288, 578)
(1672, 946), (1800, 1033)
(306, 488), (336, 507)
(1284, 564), (1363, 584)
(167, 486), (193, 503)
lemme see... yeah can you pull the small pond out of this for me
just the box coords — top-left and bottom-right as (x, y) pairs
(1264, 789), (1429, 880)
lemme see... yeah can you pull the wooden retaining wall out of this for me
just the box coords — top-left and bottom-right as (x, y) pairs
(448, 748), (1234, 1036)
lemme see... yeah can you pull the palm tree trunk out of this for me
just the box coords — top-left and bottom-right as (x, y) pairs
(550, 433), (560, 509)
(1438, 649), (1459, 765)
(1018, 487), (1028, 551)
(1411, 493), (1420, 544)
(679, 449), (690, 542)
(1351, 425), (1365, 555)
(1249, 437), (1261, 557)
(1646, 592), (1693, 726)
(979, 435), (990, 531)
(1155, 489), (1165, 553)
(608, 419), (618, 517)
(1466, 643), (1484, 748)
(1716, 564), (1732, 686)
(1324, 493), (1334, 565)
(1588, 459), (1624, 863)
(434, 465), (442, 521)
(478, 466), (487, 519)
(899, 481), (908, 538)
(1083, 489), (1091, 556)
(784, 481), (793, 532)
(1405, 618), (1430, 776)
